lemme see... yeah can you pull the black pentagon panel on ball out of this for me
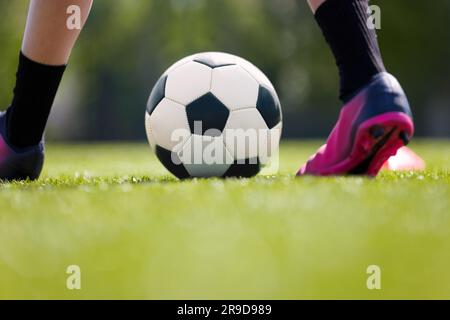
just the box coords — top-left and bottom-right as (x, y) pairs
(146, 75), (168, 115)
(155, 145), (191, 179)
(223, 158), (261, 178)
(194, 57), (236, 69)
(256, 85), (282, 129)
(186, 93), (230, 136)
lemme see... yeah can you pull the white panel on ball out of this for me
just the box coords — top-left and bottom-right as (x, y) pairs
(224, 108), (269, 160)
(165, 61), (212, 105)
(179, 134), (233, 177)
(235, 57), (276, 91)
(145, 112), (156, 149)
(149, 98), (191, 151)
(192, 52), (238, 66)
(211, 65), (259, 111)
(164, 55), (194, 75)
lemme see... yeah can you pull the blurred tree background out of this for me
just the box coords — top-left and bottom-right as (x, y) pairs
(0, 0), (449, 141)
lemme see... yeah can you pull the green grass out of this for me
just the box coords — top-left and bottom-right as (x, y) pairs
(1, 140), (450, 300)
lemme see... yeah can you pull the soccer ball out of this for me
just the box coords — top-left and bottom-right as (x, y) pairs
(145, 52), (282, 179)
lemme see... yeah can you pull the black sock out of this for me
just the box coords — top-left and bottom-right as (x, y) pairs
(315, 0), (386, 102)
(6, 52), (66, 148)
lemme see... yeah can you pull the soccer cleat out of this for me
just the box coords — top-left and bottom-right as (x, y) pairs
(0, 112), (45, 181)
(297, 72), (414, 177)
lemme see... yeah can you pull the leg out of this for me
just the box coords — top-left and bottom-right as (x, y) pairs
(0, 0), (93, 181)
(22, 0), (93, 66)
(298, 0), (414, 177)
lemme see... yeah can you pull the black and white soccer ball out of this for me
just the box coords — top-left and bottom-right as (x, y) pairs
(145, 52), (282, 179)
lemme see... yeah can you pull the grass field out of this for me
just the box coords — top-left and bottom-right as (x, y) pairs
(1, 140), (450, 299)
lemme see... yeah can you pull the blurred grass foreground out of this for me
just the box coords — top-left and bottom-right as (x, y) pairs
(0, 140), (449, 299)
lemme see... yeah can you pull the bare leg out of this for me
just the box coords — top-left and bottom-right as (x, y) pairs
(22, 0), (93, 65)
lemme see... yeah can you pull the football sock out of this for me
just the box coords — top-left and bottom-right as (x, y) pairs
(314, 0), (386, 102)
(6, 52), (66, 148)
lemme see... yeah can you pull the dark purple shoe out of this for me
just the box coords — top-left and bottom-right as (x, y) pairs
(0, 112), (44, 181)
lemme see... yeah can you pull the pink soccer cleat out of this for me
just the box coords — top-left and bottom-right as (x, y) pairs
(298, 72), (414, 177)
